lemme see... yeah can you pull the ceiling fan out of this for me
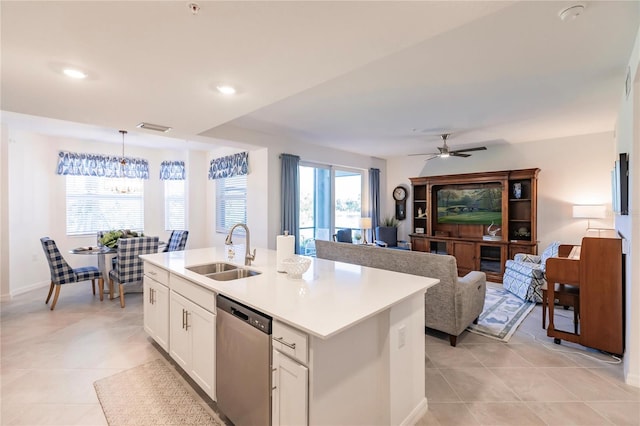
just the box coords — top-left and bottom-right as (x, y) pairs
(410, 134), (487, 160)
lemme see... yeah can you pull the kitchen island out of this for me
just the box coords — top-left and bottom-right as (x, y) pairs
(141, 246), (439, 426)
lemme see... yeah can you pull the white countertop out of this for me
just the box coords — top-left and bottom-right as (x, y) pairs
(141, 246), (439, 339)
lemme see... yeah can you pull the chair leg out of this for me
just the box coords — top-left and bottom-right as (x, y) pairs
(45, 281), (55, 304)
(473, 317), (479, 325)
(449, 334), (457, 347)
(50, 285), (61, 310)
(108, 279), (114, 300)
(91, 279), (96, 295)
(98, 278), (105, 301)
(542, 289), (547, 329)
(119, 284), (125, 308)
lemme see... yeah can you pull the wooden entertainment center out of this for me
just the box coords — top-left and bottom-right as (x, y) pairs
(409, 168), (540, 282)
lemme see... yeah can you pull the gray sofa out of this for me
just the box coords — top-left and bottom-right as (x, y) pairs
(315, 240), (486, 346)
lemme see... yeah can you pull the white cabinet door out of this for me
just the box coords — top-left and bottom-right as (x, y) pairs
(143, 277), (169, 351)
(272, 349), (308, 426)
(188, 300), (216, 400)
(169, 291), (191, 370)
(169, 290), (216, 400)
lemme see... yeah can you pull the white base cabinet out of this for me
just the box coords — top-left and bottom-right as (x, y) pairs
(272, 349), (308, 426)
(143, 272), (169, 351)
(169, 290), (216, 400)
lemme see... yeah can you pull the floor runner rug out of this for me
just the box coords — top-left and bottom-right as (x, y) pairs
(94, 359), (224, 426)
(466, 282), (536, 342)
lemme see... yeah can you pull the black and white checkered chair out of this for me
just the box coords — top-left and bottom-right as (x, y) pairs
(108, 236), (159, 308)
(40, 237), (104, 310)
(163, 230), (189, 252)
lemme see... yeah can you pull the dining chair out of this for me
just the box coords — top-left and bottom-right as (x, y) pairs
(163, 230), (189, 252)
(108, 236), (159, 308)
(40, 237), (104, 310)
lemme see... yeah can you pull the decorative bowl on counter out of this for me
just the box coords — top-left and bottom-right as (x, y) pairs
(281, 255), (312, 279)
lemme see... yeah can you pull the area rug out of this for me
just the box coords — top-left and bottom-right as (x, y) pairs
(94, 359), (224, 426)
(466, 282), (536, 342)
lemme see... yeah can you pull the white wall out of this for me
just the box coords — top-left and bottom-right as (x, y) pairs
(616, 23), (640, 388)
(386, 132), (616, 250)
(0, 124), (10, 299)
(5, 128), (204, 296)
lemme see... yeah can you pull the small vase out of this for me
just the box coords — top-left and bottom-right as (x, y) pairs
(513, 183), (522, 199)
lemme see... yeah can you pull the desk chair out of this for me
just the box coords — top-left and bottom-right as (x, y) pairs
(40, 237), (104, 310)
(108, 236), (159, 308)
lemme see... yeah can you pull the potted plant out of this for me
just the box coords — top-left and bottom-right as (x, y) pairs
(376, 216), (399, 247)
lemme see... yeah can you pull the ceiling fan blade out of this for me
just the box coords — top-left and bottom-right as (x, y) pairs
(450, 152), (471, 158)
(408, 152), (440, 157)
(450, 146), (487, 154)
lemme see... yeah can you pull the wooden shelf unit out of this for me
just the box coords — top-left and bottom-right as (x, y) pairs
(409, 168), (539, 282)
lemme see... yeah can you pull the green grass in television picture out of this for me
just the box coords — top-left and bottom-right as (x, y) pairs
(436, 187), (502, 225)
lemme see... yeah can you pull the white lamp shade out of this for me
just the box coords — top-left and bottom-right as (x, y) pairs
(572, 204), (606, 219)
(359, 217), (372, 229)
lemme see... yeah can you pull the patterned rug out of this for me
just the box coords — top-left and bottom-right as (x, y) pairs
(466, 282), (536, 342)
(94, 359), (225, 426)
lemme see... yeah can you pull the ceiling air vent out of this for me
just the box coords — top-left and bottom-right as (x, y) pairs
(136, 122), (172, 133)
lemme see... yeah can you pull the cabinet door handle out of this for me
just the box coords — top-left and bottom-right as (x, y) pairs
(152, 288), (156, 304)
(274, 336), (296, 349)
(182, 309), (186, 329)
(185, 311), (191, 330)
(149, 288), (152, 304)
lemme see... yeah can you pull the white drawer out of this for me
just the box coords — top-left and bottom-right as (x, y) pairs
(170, 274), (216, 313)
(144, 262), (169, 286)
(272, 321), (308, 365)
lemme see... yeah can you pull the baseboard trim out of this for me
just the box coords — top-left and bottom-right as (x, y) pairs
(625, 370), (640, 388)
(399, 397), (427, 426)
(9, 280), (49, 298)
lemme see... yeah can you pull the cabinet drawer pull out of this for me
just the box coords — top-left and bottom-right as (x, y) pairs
(274, 336), (296, 349)
(148, 271), (157, 276)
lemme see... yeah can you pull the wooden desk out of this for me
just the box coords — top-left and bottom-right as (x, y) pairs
(545, 230), (624, 355)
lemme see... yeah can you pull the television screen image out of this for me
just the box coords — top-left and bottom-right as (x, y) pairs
(436, 186), (502, 225)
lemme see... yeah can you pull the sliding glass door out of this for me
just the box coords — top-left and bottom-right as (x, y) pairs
(298, 163), (363, 254)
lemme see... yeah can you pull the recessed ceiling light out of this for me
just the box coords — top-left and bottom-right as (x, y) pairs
(63, 68), (87, 79)
(216, 85), (236, 95)
(559, 4), (585, 21)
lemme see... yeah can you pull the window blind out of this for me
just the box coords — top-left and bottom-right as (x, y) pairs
(216, 175), (247, 233)
(66, 176), (144, 235)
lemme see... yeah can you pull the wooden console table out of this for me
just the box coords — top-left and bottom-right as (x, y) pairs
(545, 229), (624, 355)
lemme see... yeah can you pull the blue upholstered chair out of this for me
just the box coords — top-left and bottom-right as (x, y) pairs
(40, 237), (104, 310)
(503, 241), (560, 302)
(163, 230), (189, 252)
(108, 236), (159, 308)
(332, 228), (352, 243)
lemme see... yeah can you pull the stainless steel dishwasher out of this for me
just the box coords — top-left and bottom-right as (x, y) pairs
(216, 294), (272, 426)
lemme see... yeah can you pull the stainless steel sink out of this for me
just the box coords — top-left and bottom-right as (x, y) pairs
(186, 262), (238, 275)
(205, 268), (262, 281)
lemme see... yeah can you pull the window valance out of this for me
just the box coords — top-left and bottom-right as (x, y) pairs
(56, 151), (149, 179)
(208, 152), (249, 180)
(160, 161), (186, 180)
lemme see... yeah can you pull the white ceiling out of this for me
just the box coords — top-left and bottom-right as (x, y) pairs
(1, 1), (638, 158)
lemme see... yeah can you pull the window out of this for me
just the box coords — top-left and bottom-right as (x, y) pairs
(66, 176), (144, 235)
(164, 180), (185, 230)
(298, 163), (363, 253)
(216, 175), (247, 233)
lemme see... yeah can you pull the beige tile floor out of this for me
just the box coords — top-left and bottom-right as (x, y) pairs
(2, 283), (639, 425)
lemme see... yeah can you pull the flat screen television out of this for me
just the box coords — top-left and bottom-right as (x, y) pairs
(436, 185), (502, 225)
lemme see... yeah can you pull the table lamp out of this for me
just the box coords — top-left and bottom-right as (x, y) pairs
(359, 217), (372, 245)
(572, 204), (606, 230)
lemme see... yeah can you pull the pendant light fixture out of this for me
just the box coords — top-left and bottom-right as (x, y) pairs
(112, 129), (133, 194)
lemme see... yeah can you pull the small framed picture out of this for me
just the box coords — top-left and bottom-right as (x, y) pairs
(415, 227), (424, 234)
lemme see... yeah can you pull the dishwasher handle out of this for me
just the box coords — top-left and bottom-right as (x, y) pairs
(231, 307), (249, 321)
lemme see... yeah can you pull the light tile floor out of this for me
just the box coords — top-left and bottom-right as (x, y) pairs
(1, 284), (638, 425)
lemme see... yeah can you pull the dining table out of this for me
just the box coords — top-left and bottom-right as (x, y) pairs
(70, 241), (166, 296)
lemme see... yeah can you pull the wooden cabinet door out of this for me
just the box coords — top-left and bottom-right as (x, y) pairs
(169, 291), (191, 371)
(452, 241), (475, 271)
(272, 349), (308, 426)
(143, 277), (169, 351)
(189, 302), (216, 400)
(411, 237), (428, 252)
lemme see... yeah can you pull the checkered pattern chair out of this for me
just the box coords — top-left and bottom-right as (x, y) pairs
(108, 236), (159, 308)
(40, 237), (104, 310)
(163, 230), (189, 252)
(503, 241), (560, 302)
